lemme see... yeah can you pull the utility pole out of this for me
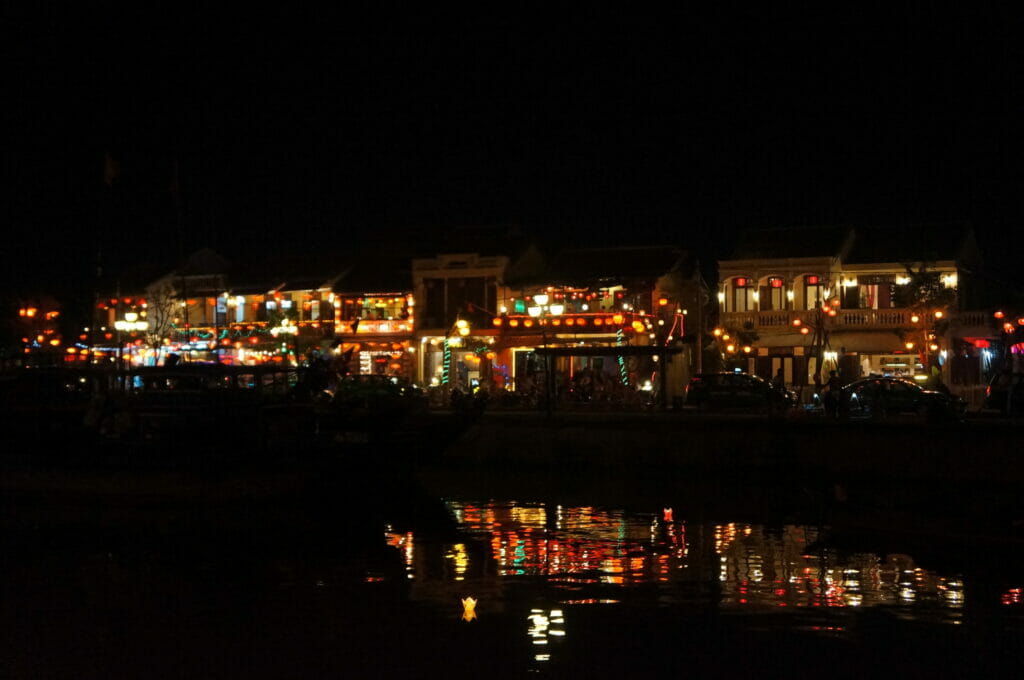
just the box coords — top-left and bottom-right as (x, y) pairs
(694, 259), (705, 376)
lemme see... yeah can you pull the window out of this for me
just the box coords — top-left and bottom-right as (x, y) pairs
(804, 278), (824, 310)
(731, 278), (754, 312)
(764, 277), (786, 310)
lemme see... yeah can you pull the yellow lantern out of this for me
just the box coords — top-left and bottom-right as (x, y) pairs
(462, 597), (478, 622)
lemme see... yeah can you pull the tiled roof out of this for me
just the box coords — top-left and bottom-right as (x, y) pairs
(844, 223), (972, 264)
(729, 226), (848, 260)
(537, 246), (691, 286)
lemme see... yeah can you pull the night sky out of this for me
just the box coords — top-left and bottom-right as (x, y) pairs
(6, 6), (1022, 302)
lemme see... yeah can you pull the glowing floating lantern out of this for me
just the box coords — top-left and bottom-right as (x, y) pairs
(462, 597), (477, 622)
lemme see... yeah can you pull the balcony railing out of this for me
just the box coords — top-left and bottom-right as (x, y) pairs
(720, 309), (994, 332)
(333, 319), (414, 334)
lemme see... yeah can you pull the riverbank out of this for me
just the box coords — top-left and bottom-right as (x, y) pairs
(441, 410), (1023, 482)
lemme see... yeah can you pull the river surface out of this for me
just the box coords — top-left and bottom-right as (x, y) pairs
(4, 477), (1024, 678)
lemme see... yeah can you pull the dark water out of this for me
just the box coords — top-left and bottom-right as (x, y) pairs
(4, 473), (1024, 678)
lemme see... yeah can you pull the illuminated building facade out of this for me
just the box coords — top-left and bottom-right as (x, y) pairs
(94, 250), (418, 376)
(717, 225), (995, 401)
(490, 246), (704, 400)
(410, 243), (706, 398)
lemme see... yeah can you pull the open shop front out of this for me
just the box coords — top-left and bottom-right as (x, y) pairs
(532, 345), (684, 410)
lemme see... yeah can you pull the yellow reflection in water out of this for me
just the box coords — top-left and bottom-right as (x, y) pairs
(527, 608), (566, 660)
(445, 543), (469, 581)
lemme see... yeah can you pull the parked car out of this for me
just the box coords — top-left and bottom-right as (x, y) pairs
(838, 377), (966, 421)
(984, 370), (1023, 416)
(685, 372), (798, 410)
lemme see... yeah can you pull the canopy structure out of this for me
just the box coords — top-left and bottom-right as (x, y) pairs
(532, 345), (683, 410)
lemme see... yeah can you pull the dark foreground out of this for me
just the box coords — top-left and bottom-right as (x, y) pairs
(3, 416), (1023, 678)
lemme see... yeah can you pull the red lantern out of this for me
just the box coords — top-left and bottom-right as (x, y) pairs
(806, 275), (819, 285)
(735, 277), (748, 287)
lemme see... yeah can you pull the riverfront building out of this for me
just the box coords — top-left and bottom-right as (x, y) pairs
(716, 224), (996, 402)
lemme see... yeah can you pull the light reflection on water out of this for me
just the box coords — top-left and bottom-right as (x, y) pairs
(387, 499), (978, 665)
(439, 500), (966, 615)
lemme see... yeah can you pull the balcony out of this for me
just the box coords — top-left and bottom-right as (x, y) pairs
(720, 309), (993, 332)
(333, 319), (414, 335)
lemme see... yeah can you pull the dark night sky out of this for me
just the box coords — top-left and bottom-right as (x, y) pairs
(5, 6), (1023, 303)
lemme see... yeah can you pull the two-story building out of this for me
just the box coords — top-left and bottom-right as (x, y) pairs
(717, 224), (993, 394)
(409, 238), (706, 398)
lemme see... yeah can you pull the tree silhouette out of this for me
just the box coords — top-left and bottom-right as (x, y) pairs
(893, 263), (956, 375)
